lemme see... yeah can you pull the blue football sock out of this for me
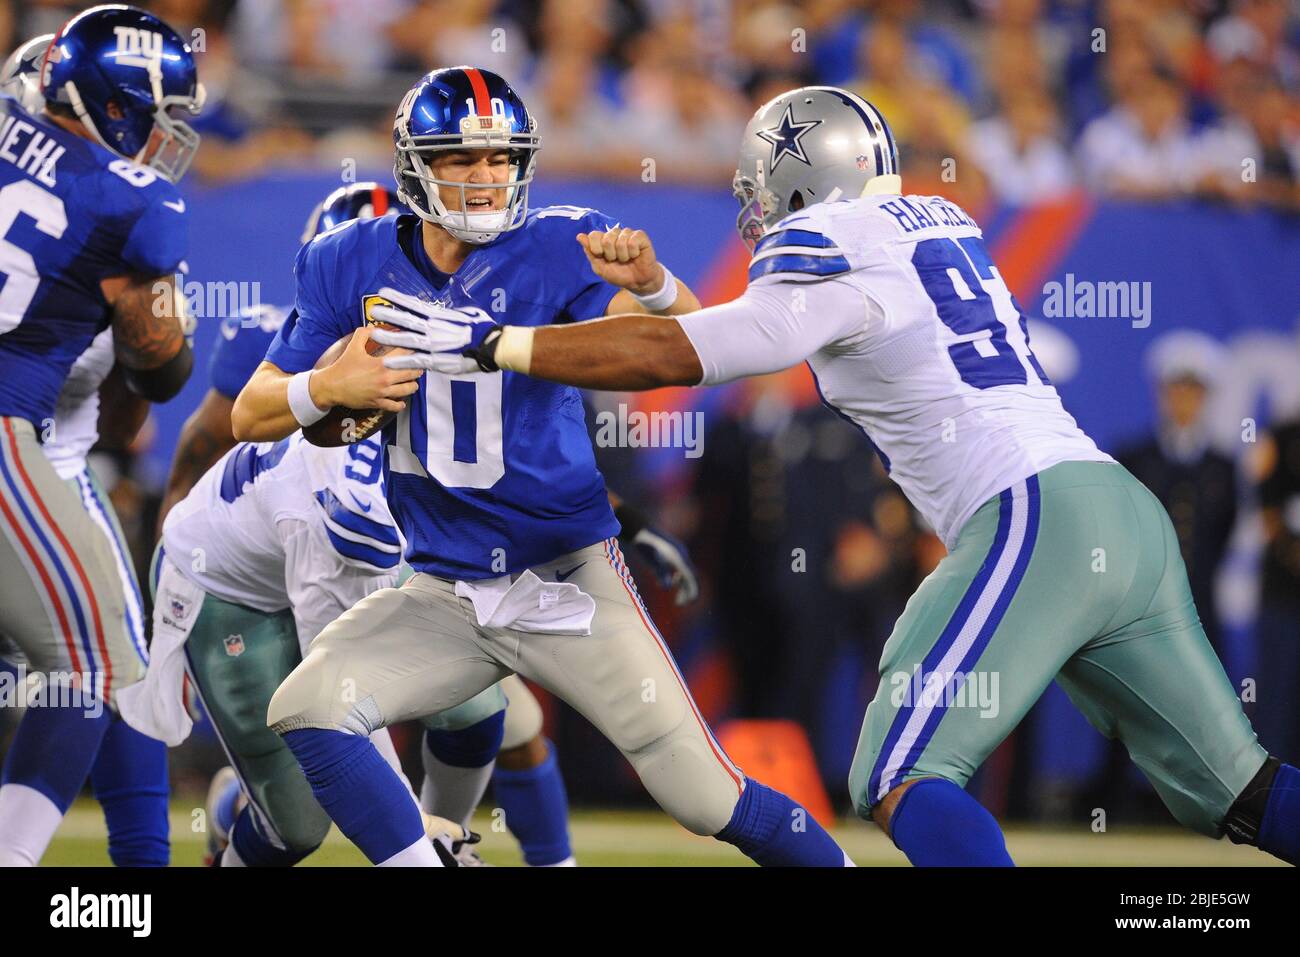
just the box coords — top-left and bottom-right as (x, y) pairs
(89, 717), (169, 867)
(715, 778), (847, 866)
(889, 778), (1014, 866)
(281, 728), (424, 864)
(229, 804), (316, 867)
(493, 739), (573, 866)
(425, 710), (505, 767)
(2, 701), (113, 812)
(1258, 762), (1300, 865)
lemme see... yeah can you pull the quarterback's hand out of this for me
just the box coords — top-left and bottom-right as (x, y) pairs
(578, 227), (664, 296)
(368, 287), (500, 375)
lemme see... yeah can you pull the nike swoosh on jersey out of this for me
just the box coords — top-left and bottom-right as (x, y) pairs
(348, 491), (373, 513)
(555, 562), (586, 582)
(163, 198), (186, 213)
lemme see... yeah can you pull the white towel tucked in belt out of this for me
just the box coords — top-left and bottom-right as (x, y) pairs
(117, 555), (204, 746)
(455, 570), (595, 634)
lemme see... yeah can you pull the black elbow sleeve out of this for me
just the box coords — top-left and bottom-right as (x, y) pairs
(124, 341), (193, 402)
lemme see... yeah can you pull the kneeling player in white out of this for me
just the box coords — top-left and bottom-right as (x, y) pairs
(378, 86), (1300, 867)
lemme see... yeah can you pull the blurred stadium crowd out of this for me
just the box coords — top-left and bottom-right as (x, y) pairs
(5, 0), (1298, 207)
(1, 0), (1297, 826)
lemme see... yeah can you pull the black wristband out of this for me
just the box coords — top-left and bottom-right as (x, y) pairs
(124, 341), (193, 403)
(472, 327), (503, 373)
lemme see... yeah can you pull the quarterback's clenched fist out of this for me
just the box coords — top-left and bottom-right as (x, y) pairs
(577, 227), (664, 296)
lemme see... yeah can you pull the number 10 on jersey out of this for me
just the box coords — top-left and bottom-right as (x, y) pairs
(391, 371), (505, 488)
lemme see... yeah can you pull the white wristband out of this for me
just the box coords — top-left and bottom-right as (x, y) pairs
(494, 326), (535, 374)
(288, 370), (328, 427)
(630, 264), (678, 313)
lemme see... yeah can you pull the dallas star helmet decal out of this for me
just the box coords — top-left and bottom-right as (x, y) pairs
(756, 104), (823, 172)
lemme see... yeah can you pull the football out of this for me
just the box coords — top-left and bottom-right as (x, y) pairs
(301, 324), (399, 447)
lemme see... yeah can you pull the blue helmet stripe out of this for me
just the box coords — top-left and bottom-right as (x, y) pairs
(825, 88), (896, 175)
(748, 253), (851, 282)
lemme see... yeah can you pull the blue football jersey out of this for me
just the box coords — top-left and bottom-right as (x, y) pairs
(0, 97), (187, 429)
(266, 206), (622, 579)
(209, 303), (290, 399)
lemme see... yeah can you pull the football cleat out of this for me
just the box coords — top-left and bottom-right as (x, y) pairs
(203, 766), (245, 867)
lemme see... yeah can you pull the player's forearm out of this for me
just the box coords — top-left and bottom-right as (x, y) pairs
(612, 278), (702, 317)
(509, 314), (703, 390)
(95, 365), (152, 450)
(660, 279), (701, 315)
(232, 362), (305, 442)
(105, 273), (188, 372)
(122, 344), (193, 402)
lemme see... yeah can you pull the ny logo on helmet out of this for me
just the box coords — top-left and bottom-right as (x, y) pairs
(112, 26), (164, 70)
(756, 104), (823, 173)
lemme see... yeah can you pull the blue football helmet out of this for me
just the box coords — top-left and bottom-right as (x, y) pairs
(0, 35), (54, 114)
(392, 66), (540, 244)
(301, 181), (409, 244)
(41, 4), (205, 182)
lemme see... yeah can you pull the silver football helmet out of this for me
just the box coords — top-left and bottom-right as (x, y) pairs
(0, 35), (54, 115)
(732, 86), (901, 251)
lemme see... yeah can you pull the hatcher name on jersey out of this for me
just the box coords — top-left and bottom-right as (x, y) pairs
(877, 195), (978, 234)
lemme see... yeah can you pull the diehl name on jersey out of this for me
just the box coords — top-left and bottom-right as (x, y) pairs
(0, 96), (187, 431)
(267, 206), (624, 579)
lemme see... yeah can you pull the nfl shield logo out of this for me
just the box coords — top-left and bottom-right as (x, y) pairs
(224, 634), (245, 657)
(170, 598), (188, 620)
(856, 154), (871, 171)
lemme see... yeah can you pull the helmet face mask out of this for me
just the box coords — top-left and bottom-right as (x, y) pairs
(139, 90), (205, 182)
(392, 67), (540, 245)
(732, 86), (900, 249)
(731, 169), (781, 253)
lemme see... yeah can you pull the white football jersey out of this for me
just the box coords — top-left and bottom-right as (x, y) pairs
(162, 433), (403, 647)
(43, 328), (116, 480)
(677, 193), (1112, 547)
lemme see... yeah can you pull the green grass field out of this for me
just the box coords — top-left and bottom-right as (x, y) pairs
(40, 800), (1286, 867)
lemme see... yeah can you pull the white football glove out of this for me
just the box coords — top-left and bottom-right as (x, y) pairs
(368, 286), (497, 375)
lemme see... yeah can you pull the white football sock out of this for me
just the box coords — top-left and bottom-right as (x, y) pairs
(220, 840), (247, 867)
(420, 741), (494, 827)
(0, 783), (64, 867)
(378, 835), (444, 867)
